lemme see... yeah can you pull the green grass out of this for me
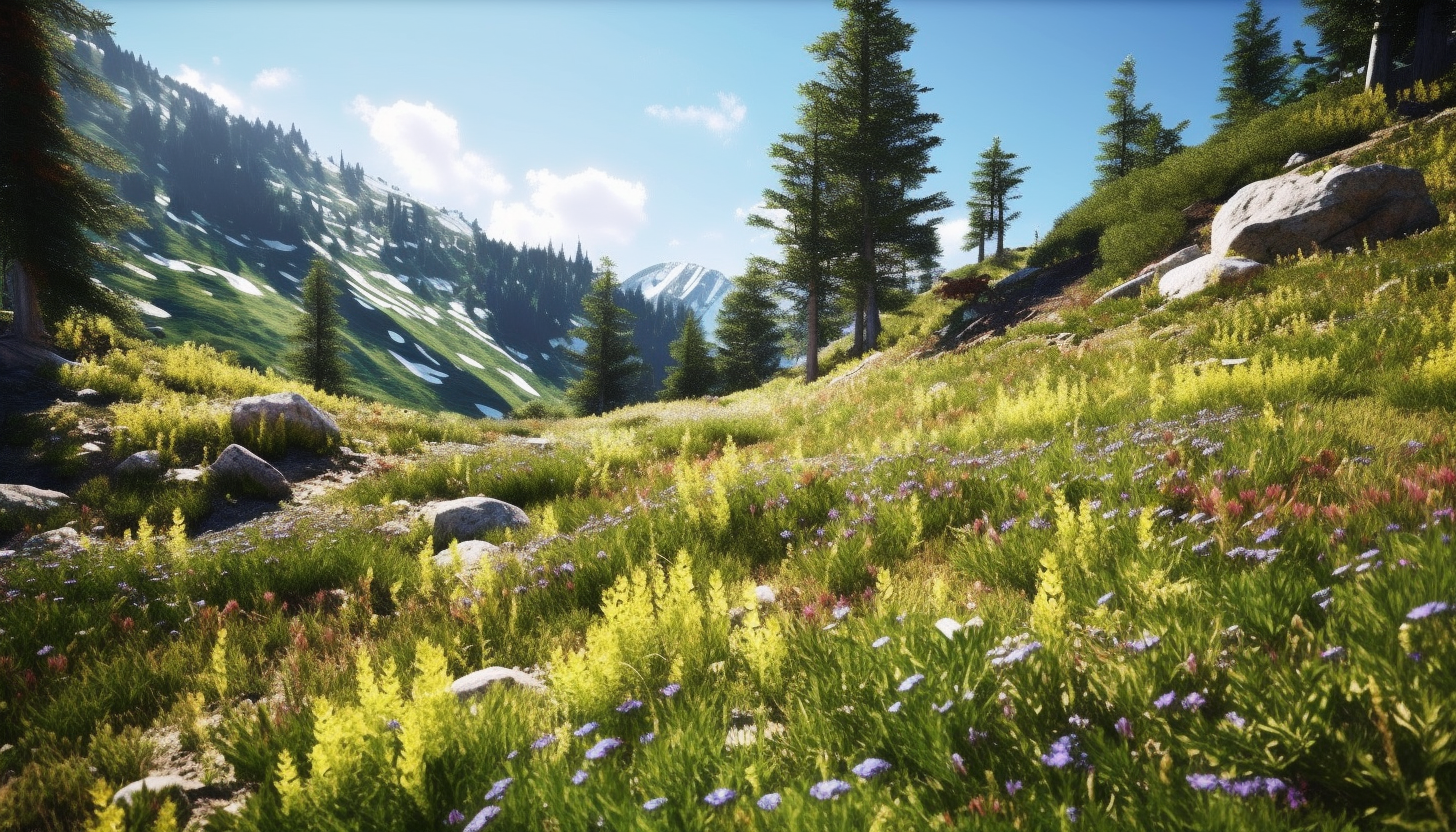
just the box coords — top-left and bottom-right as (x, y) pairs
(10, 86), (1456, 832)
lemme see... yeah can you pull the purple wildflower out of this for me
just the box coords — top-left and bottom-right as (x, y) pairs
(639, 732), (655, 744)
(1096, 591), (1115, 606)
(872, 636), (891, 648)
(1006, 780), (1023, 796)
(887, 701), (903, 713)
(642, 798), (667, 812)
(833, 604), (851, 620)
(1041, 734), (1079, 768)
(483, 777), (513, 802)
(897, 673), (925, 692)
(571, 770), (589, 785)
(933, 700), (953, 714)
(1187, 773), (1221, 791)
(531, 733), (556, 750)
(852, 758), (892, 779)
(1255, 526), (1279, 543)
(1154, 691), (1176, 709)
(810, 779), (851, 800)
(36, 645), (53, 657)
(660, 682), (681, 697)
(585, 738), (622, 761)
(462, 806), (500, 832)
(446, 809), (466, 825)
(1067, 806), (1081, 822)
(616, 698), (643, 713)
(385, 719), (401, 731)
(703, 788), (737, 807)
(951, 752), (966, 774)
(1225, 712), (1246, 729)
(1321, 646), (1346, 662)
(1125, 635), (1160, 653)
(573, 721), (598, 737)
(1182, 692), (1206, 711)
(1407, 601), (1451, 620)
(757, 793), (782, 811)
(1115, 717), (1133, 739)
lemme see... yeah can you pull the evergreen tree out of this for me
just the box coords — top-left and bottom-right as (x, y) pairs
(1216, 0), (1291, 130)
(810, 0), (950, 355)
(963, 137), (1028, 261)
(715, 264), (784, 394)
(1094, 56), (1188, 186)
(1302, 0), (1454, 93)
(658, 312), (716, 401)
(565, 256), (642, 416)
(287, 258), (350, 395)
(749, 89), (839, 383)
(1, 0), (139, 344)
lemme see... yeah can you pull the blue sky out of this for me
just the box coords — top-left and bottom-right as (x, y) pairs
(97, 0), (1317, 279)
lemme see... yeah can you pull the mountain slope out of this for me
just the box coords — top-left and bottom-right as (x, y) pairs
(621, 262), (732, 338)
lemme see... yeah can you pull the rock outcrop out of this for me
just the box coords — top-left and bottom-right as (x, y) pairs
(450, 666), (547, 699)
(0, 483), (71, 514)
(209, 444), (292, 500)
(421, 496), (529, 544)
(1159, 255), (1266, 300)
(1211, 163), (1440, 262)
(230, 392), (340, 454)
(1096, 245), (1204, 303)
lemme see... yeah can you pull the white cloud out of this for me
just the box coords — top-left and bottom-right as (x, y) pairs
(646, 92), (746, 137)
(487, 168), (647, 250)
(252, 68), (294, 91)
(351, 96), (510, 204)
(176, 64), (246, 114)
(937, 216), (970, 256)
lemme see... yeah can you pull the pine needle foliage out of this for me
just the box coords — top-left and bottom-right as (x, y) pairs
(0, 0), (140, 343)
(287, 258), (351, 395)
(964, 136), (1029, 261)
(1216, 0), (1292, 131)
(714, 264), (783, 394)
(565, 256), (642, 416)
(658, 312), (715, 401)
(1094, 56), (1189, 187)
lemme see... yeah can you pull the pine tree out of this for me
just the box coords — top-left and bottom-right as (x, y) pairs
(658, 312), (716, 401)
(749, 89), (839, 383)
(1, 0), (139, 345)
(714, 264), (783, 394)
(963, 137), (1028, 261)
(287, 258), (350, 395)
(810, 0), (950, 354)
(1094, 56), (1188, 187)
(1216, 0), (1291, 130)
(565, 256), (642, 416)
(1302, 0), (1454, 93)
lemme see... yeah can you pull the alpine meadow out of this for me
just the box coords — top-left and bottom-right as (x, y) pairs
(6, 1), (1456, 831)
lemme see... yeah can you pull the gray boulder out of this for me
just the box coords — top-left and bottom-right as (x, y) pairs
(433, 539), (502, 571)
(421, 496), (528, 544)
(997, 266), (1041, 289)
(0, 484), (71, 514)
(75, 388), (107, 405)
(23, 526), (81, 552)
(230, 392), (340, 453)
(1211, 163), (1440, 262)
(112, 775), (203, 806)
(1284, 152), (1313, 169)
(115, 450), (165, 479)
(1096, 245), (1204, 303)
(450, 666), (547, 699)
(209, 444), (291, 500)
(1159, 254), (1266, 299)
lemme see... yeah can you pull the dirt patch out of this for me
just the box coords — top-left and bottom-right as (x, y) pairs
(933, 252), (1097, 352)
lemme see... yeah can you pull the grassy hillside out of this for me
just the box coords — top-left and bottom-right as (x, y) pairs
(5, 89), (1456, 831)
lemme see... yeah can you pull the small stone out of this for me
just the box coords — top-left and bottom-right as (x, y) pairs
(432, 539), (502, 571)
(23, 526), (81, 552)
(75, 388), (106, 405)
(372, 519), (412, 537)
(450, 666), (547, 699)
(421, 496), (529, 544)
(115, 450), (165, 479)
(112, 775), (201, 810)
(80, 442), (104, 454)
(209, 444), (291, 500)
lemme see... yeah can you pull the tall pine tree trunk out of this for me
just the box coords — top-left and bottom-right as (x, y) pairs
(996, 202), (1006, 258)
(977, 225), (985, 264)
(1366, 4), (1392, 92)
(4, 260), (48, 343)
(1413, 0), (1451, 84)
(805, 280), (819, 383)
(866, 282), (880, 351)
(851, 295), (865, 358)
